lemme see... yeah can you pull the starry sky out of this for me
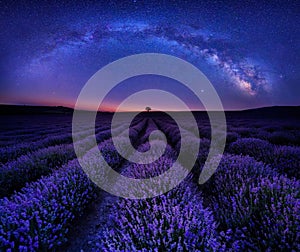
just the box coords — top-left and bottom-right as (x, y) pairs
(0, 0), (299, 111)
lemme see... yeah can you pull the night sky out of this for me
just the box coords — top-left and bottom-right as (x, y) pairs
(0, 0), (299, 110)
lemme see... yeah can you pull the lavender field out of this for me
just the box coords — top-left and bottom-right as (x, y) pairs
(0, 110), (299, 251)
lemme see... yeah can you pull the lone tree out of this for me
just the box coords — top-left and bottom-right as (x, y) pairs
(145, 106), (151, 112)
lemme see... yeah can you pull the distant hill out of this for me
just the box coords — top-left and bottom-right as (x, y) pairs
(239, 106), (300, 118)
(0, 105), (74, 115)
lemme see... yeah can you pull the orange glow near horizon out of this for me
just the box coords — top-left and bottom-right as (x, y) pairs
(0, 95), (223, 112)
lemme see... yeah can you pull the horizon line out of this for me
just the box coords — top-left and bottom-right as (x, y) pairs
(1, 103), (299, 113)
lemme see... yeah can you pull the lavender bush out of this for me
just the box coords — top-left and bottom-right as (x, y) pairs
(228, 138), (300, 178)
(267, 131), (299, 146)
(94, 183), (222, 251)
(202, 154), (299, 251)
(228, 138), (274, 163)
(0, 160), (96, 251)
(272, 145), (300, 178)
(0, 144), (76, 197)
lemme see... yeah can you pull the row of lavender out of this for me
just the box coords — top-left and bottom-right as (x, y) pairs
(0, 117), (147, 250)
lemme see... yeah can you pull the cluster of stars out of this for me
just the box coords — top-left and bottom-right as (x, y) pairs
(23, 21), (271, 96)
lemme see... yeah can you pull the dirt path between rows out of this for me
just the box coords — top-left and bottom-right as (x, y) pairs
(64, 190), (118, 251)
